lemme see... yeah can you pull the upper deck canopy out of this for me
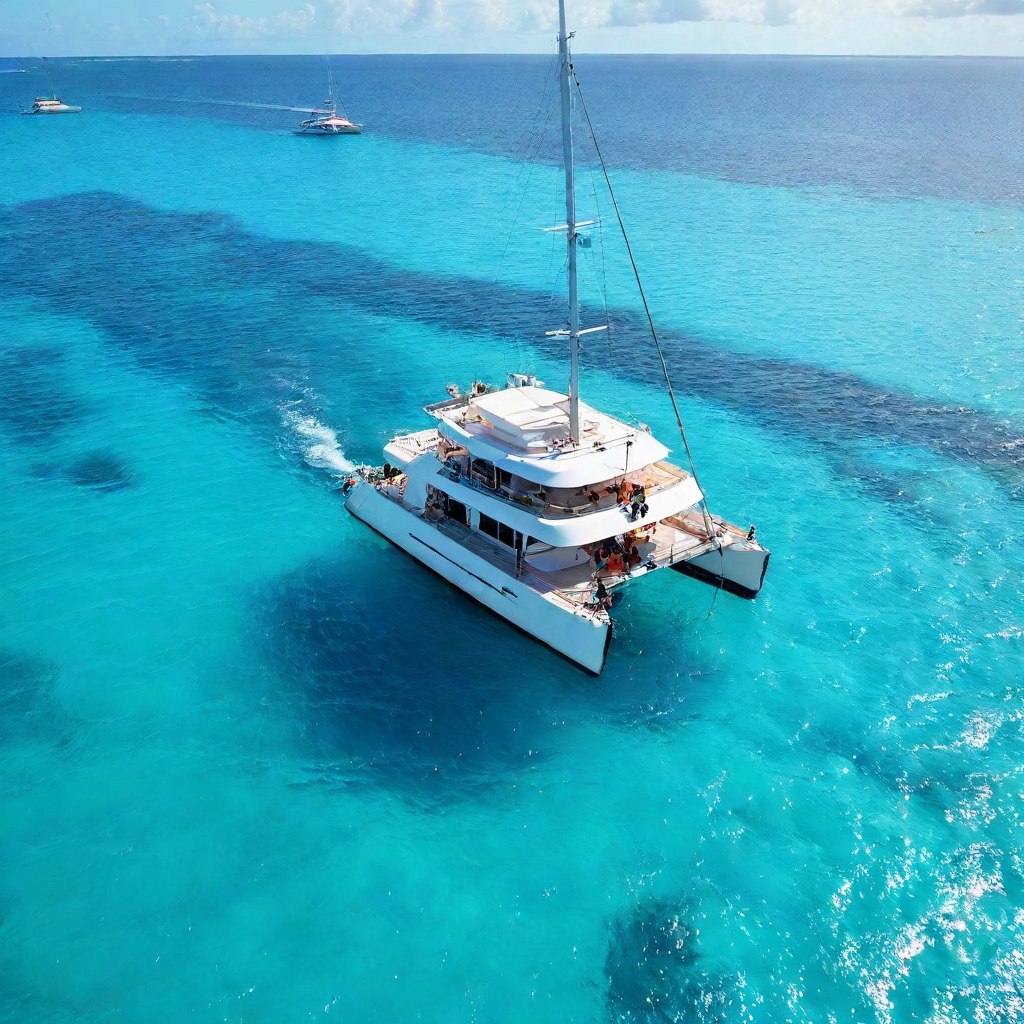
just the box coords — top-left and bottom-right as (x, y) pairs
(429, 386), (669, 489)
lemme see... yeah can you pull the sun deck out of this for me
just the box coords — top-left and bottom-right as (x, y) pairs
(426, 385), (671, 490)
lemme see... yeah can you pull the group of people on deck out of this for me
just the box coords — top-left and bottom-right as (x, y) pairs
(581, 477), (650, 520)
(588, 524), (656, 578)
(586, 525), (657, 610)
(601, 479), (650, 521)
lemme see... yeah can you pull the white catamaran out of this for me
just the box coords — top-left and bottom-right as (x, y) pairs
(343, 0), (769, 674)
(22, 58), (80, 114)
(296, 59), (361, 135)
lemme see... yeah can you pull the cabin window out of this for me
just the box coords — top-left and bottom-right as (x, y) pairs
(478, 514), (516, 548)
(470, 459), (497, 490)
(427, 486), (467, 525)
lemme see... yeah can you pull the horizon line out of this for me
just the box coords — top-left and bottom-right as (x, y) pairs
(5, 50), (1024, 60)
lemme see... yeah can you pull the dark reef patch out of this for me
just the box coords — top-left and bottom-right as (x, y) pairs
(0, 649), (71, 747)
(0, 345), (89, 447)
(606, 898), (737, 1024)
(0, 192), (1020, 502)
(252, 544), (572, 798)
(65, 450), (134, 492)
(30, 451), (135, 493)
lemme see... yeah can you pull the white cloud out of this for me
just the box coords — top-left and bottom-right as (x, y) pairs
(4, 0), (1024, 55)
(186, 0), (808, 34)
(884, 0), (1024, 14)
(189, 2), (317, 39)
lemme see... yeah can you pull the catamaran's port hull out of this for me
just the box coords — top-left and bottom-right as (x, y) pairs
(345, 484), (613, 675)
(672, 542), (770, 599)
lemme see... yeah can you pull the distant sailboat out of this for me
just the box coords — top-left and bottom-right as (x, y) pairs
(296, 59), (361, 135)
(22, 57), (80, 115)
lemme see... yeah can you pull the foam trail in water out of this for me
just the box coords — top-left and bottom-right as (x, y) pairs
(110, 94), (315, 113)
(282, 408), (355, 476)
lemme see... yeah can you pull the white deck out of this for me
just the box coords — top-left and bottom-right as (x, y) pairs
(425, 498), (717, 600)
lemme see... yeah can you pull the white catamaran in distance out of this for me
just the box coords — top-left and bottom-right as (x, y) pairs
(22, 59), (80, 114)
(343, 0), (769, 674)
(296, 59), (361, 135)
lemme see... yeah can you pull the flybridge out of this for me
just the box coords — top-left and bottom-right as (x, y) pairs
(425, 385), (670, 489)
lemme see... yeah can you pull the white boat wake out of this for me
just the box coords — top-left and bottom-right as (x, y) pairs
(109, 94), (317, 114)
(282, 408), (355, 477)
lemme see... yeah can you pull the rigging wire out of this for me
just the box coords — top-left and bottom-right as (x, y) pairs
(493, 48), (559, 286)
(574, 108), (612, 363)
(500, 47), (559, 217)
(570, 60), (718, 544)
(491, 47), (561, 383)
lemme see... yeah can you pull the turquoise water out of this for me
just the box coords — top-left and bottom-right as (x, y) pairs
(1, 57), (1022, 1022)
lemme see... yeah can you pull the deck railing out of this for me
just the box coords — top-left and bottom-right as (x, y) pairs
(438, 459), (690, 521)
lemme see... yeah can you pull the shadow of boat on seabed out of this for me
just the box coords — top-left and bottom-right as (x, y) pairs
(246, 544), (711, 803)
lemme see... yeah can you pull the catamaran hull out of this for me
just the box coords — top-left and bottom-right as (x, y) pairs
(295, 126), (361, 135)
(672, 541), (770, 599)
(345, 484), (612, 674)
(22, 105), (81, 114)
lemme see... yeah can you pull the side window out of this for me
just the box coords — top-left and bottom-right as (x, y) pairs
(471, 459), (497, 490)
(447, 499), (467, 525)
(479, 514), (514, 547)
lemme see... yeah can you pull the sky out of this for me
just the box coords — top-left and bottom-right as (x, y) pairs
(2, 0), (1024, 58)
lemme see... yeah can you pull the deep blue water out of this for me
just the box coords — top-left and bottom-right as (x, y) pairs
(1, 55), (1022, 1022)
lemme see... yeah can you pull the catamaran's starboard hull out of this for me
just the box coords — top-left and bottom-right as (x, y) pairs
(22, 105), (81, 114)
(295, 125), (361, 135)
(345, 484), (612, 675)
(672, 540), (770, 599)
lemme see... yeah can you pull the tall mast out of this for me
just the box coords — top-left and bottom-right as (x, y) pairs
(43, 57), (57, 100)
(557, 0), (580, 443)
